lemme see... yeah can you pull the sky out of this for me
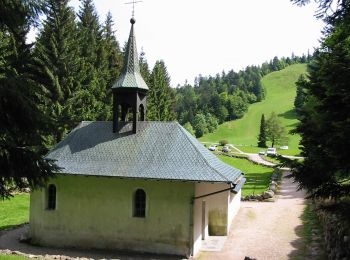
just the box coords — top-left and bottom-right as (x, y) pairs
(65, 0), (324, 86)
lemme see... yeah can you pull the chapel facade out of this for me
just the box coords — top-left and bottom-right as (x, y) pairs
(29, 17), (245, 257)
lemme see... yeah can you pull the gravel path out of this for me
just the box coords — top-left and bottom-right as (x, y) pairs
(197, 173), (306, 260)
(246, 154), (276, 167)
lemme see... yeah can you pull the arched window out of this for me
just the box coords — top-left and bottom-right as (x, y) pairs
(133, 189), (146, 217)
(47, 184), (56, 210)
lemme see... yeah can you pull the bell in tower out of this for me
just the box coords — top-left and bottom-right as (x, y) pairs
(112, 17), (148, 134)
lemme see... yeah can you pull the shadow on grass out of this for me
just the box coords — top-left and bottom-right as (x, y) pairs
(243, 171), (273, 195)
(288, 122), (299, 128)
(0, 224), (23, 231)
(279, 109), (297, 120)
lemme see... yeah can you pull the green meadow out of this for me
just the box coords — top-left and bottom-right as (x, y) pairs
(200, 64), (307, 156)
(0, 256), (32, 260)
(0, 194), (29, 231)
(218, 155), (274, 196)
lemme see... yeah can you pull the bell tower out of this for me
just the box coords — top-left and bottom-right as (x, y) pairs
(112, 17), (148, 134)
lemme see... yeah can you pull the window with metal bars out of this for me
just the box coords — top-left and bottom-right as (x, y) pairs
(47, 184), (56, 210)
(133, 189), (146, 217)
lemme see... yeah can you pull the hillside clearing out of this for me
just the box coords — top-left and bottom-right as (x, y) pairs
(200, 64), (307, 156)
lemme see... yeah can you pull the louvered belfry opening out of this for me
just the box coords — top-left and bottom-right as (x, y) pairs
(112, 18), (149, 134)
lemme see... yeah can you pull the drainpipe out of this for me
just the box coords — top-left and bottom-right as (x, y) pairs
(188, 196), (194, 258)
(193, 185), (236, 201)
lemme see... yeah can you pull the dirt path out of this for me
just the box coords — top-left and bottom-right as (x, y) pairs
(246, 153), (276, 167)
(197, 174), (306, 260)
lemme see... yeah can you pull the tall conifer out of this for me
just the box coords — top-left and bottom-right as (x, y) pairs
(35, 0), (83, 144)
(293, 0), (350, 198)
(77, 0), (106, 120)
(148, 60), (176, 121)
(257, 114), (267, 148)
(99, 12), (123, 119)
(0, 0), (58, 198)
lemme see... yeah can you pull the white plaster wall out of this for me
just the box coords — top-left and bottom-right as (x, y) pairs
(192, 182), (229, 257)
(30, 176), (194, 256)
(227, 189), (241, 232)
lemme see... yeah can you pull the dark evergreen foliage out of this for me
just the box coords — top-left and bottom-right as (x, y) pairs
(77, 0), (110, 120)
(148, 60), (176, 121)
(34, 0), (84, 145)
(258, 114), (267, 148)
(0, 0), (58, 199)
(294, 74), (308, 115)
(293, 1), (350, 198)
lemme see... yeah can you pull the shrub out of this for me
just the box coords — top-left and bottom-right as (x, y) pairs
(219, 139), (228, 146)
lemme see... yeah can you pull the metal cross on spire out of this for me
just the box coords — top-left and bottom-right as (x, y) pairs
(125, 0), (143, 18)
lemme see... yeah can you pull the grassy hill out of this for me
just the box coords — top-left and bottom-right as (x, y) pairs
(200, 63), (307, 156)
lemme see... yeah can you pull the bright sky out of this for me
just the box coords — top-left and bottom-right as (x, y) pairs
(67, 0), (324, 86)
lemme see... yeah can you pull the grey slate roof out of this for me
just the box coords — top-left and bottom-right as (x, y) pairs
(232, 177), (246, 194)
(112, 19), (148, 91)
(46, 121), (243, 183)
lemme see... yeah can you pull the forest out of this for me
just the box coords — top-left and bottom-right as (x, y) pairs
(0, 0), (312, 151)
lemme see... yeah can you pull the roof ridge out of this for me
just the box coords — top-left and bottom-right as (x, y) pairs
(176, 123), (232, 183)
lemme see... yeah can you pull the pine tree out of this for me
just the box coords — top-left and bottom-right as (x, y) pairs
(77, 0), (107, 120)
(102, 12), (123, 89)
(148, 60), (176, 121)
(92, 11), (123, 120)
(35, 0), (83, 145)
(257, 114), (267, 148)
(294, 74), (308, 115)
(139, 48), (150, 85)
(0, 0), (58, 198)
(292, 1), (350, 198)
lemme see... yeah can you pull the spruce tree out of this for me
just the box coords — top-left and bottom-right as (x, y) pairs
(257, 114), (267, 148)
(35, 0), (83, 145)
(0, 0), (58, 198)
(99, 12), (123, 120)
(294, 74), (308, 115)
(139, 48), (150, 85)
(102, 12), (123, 89)
(77, 0), (107, 120)
(292, 1), (350, 198)
(148, 60), (176, 121)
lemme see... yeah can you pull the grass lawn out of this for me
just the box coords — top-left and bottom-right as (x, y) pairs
(218, 155), (274, 196)
(0, 193), (30, 231)
(261, 155), (283, 164)
(0, 256), (32, 260)
(200, 64), (306, 156)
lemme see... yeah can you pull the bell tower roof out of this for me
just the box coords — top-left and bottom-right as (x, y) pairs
(112, 18), (148, 91)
